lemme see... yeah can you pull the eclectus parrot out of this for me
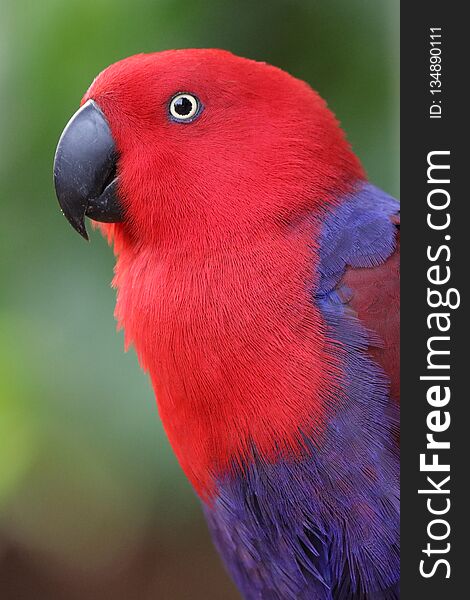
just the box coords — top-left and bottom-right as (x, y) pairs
(53, 50), (400, 599)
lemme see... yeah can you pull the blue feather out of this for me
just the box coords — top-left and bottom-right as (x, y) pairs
(203, 182), (400, 599)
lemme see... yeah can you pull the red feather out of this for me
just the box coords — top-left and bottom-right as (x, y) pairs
(83, 50), (367, 497)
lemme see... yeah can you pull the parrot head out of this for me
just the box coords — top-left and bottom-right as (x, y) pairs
(54, 49), (363, 244)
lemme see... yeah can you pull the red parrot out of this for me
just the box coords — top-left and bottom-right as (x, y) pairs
(53, 50), (399, 599)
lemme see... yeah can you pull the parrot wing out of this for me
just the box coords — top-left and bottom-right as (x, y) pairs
(315, 184), (400, 405)
(204, 182), (400, 600)
(342, 215), (400, 403)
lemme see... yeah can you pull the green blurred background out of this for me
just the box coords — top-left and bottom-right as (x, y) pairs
(0, 1), (398, 597)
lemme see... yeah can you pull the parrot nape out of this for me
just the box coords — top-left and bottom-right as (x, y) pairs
(53, 50), (399, 600)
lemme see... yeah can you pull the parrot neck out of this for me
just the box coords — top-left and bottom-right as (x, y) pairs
(112, 213), (345, 498)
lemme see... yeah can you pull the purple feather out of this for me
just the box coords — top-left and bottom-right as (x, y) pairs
(203, 183), (400, 599)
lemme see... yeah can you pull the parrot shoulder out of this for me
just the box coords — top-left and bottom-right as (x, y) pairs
(316, 182), (400, 403)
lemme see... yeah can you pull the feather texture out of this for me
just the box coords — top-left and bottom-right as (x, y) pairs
(204, 183), (400, 599)
(79, 50), (400, 599)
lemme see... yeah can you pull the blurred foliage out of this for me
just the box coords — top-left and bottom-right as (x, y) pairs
(0, 0), (398, 596)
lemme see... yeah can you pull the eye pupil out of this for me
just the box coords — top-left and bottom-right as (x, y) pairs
(174, 96), (193, 116)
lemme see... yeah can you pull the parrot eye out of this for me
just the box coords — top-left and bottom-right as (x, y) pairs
(168, 93), (201, 122)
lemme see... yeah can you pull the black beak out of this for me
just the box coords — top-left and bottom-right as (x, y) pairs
(53, 99), (124, 240)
